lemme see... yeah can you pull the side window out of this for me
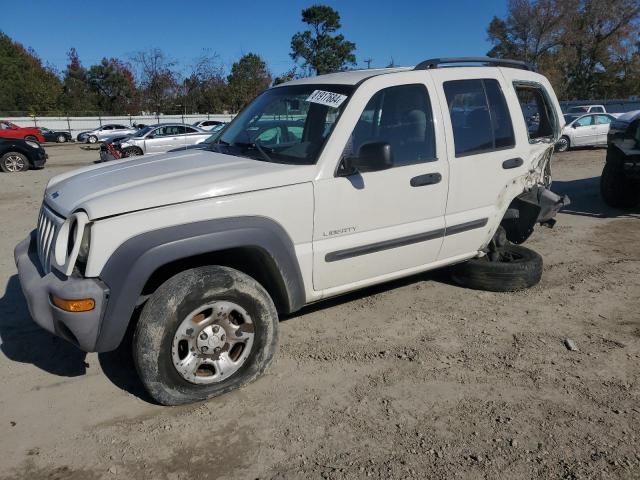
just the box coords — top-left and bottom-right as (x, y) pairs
(102, 125), (113, 130)
(443, 79), (515, 157)
(184, 127), (198, 134)
(575, 115), (595, 127)
(114, 125), (125, 130)
(151, 127), (166, 137)
(514, 83), (557, 142)
(596, 115), (612, 125)
(344, 83), (436, 167)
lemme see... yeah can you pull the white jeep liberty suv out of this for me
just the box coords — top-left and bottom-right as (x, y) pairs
(15, 57), (569, 405)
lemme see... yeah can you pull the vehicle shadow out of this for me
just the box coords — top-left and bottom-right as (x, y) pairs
(0, 274), (88, 376)
(281, 267), (454, 321)
(552, 176), (640, 219)
(97, 311), (156, 404)
(0, 274), (153, 401)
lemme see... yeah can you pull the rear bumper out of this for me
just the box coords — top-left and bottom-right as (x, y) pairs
(14, 232), (109, 352)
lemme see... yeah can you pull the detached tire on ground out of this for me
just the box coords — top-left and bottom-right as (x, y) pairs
(133, 266), (279, 406)
(450, 244), (543, 292)
(600, 161), (639, 208)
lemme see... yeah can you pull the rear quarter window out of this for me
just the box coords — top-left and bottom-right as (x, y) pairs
(514, 83), (558, 142)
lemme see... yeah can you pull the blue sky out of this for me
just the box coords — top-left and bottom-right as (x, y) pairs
(1, 0), (508, 76)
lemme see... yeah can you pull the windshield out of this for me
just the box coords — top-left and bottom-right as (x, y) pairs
(215, 84), (354, 165)
(567, 106), (588, 113)
(134, 126), (154, 138)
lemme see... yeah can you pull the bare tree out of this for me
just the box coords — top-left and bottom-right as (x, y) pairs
(131, 48), (180, 113)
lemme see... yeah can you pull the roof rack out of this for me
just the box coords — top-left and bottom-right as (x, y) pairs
(414, 57), (533, 72)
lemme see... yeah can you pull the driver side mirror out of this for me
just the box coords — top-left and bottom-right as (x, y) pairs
(339, 142), (393, 176)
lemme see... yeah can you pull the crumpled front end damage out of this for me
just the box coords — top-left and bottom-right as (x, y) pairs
(501, 147), (570, 244)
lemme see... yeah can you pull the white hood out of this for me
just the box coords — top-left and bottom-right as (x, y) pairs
(45, 150), (314, 219)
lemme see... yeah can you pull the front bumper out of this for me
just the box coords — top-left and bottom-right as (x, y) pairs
(14, 231), (109, 352)
(31, 149), (47, 168)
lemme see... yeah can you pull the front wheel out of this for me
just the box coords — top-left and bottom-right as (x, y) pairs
(555, 136), (570, 152)
(133, 266), (279, 406)
(450, 244), (543, 292)
(0, 152), (29, 172)
(600, 162), (639, 208)
(122, 147), (143, 157)
(88, 135), (98, 144)
(57, 134), (67, 143)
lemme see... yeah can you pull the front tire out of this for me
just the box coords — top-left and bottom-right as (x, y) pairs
(555, 136), (570, 152)
(0, 152), (29, 172)
(450, 244), (543, 292)
(57, 134), (67, 143)
(88, 135), (98, 144)
(600, 161), (639, 208)
(133, 266), (279, 406)
(122, 147), (143, 157)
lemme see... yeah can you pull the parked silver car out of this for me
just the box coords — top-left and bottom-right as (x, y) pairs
(100, 123), (210, 161)
(77, 124), (139, 144)
(192, 120), (226, 131)
(556, 113), (615, 152)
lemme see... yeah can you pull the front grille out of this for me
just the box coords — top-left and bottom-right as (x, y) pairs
(36, 204), (64, 274)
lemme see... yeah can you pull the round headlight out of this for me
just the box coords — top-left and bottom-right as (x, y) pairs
(25, 140), (40, 149)
(53, 211), (90, 274)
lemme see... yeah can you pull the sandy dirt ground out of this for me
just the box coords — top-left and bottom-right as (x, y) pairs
(0, 144), (638, 480)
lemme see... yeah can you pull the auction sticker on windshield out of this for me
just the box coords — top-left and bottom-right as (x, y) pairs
(306, 90), (348, 109)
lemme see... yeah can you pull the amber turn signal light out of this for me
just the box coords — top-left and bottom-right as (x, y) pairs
(51, 296), (95, 312)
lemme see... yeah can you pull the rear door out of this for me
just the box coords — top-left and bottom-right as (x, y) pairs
(430, 69), (525, 260)
(595, 114), (613, 145)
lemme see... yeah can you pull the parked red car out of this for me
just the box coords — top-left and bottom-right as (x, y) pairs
(0, 120), (45, 143)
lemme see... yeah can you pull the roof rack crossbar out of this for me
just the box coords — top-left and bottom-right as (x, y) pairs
(414, 57), (533, 72)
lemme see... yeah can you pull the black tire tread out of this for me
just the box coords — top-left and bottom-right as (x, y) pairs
(450, 244), (543, 292)
(133, 265), (278, 406)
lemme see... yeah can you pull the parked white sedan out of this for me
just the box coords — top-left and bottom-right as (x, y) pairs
(556, 113), (615, 152)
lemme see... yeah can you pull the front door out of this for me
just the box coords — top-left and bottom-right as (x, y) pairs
(313, 81), (448, 291)
(572, 114), (598, 146)
(146, 126), (179, 153)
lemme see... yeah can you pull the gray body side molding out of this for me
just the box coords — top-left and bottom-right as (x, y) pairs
(95, 216), (306, 352)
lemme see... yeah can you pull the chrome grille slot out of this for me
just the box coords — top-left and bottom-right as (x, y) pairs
(36, 205), (64, 274)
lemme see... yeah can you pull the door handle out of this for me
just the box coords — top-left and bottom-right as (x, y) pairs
(502, 157), (523, 169)
(410, 172), (442, 187)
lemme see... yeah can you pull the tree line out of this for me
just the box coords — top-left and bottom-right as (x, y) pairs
(0, 5), (356, 116)
(487, 0), (640, 100)
(1, 2), (639, 116)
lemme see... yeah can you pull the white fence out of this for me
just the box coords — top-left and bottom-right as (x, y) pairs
(4, 114), (235, 138)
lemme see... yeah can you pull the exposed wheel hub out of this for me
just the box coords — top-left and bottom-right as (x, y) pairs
(171, 301), (255, 385)
(195, 325), (226, 353)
